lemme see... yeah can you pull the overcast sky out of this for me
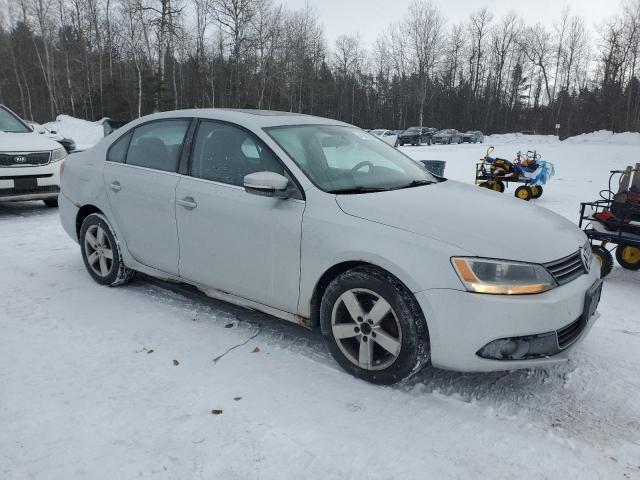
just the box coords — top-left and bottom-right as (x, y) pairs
(284, 0), (619, 47)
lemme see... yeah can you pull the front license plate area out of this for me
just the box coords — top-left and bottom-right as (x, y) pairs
(13, 177), (37, 192)
(582, 279), (603, 323)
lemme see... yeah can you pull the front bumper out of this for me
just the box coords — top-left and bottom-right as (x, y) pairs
(416, 264), (601, 372)
(0, 162), (61, 201)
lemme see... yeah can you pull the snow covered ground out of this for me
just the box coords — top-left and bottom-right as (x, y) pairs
(1, 135), (640, 479)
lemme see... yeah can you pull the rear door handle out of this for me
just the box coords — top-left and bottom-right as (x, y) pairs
(109, 181), (121, 192)
(177, 196), (197, 210)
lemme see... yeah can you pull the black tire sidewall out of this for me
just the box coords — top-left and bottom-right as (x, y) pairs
(320, 267), (430, 385)
(593, 245), (614, 277)
(80, 214), (124, 285)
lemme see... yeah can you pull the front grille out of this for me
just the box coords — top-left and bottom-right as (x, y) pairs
(544, 251), (586, 285)
(0, 152), (51, 167)
(556, 317), (586, 349)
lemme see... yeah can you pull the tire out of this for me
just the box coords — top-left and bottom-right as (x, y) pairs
(593, 245), (614, 277)
(43, 198), (58, 208)
(447, 138), (452, 145)
(320, 266), (430, 385)
(79, 213), (135, 286)
(530, 185), (543, 199)
(615, 244), (640, 270)
(491, 181), (505, 193)
(514, 185), (532, 201)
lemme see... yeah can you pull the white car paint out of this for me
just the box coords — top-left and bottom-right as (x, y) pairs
(59, 109), (600, 375)
(369, 129), (398, 146)
(0, 105), (66, 202)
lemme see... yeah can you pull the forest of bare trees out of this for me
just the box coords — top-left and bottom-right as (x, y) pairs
(1, 0), (639, 136)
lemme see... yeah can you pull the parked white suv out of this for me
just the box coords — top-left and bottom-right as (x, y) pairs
(0, 105), (66, 207)
(59, 109), (602, 384)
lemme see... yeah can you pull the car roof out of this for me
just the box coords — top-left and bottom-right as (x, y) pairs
(127, 108), (354, 130)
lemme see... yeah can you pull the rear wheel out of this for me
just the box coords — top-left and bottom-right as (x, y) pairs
(491, 181), (505, 193)
(615, 244), (640, 270)
(43, 198), (58, 208)
(530, 185), (543, 199)
(80, 213), (135, 286)
(515, 185), (532, 201)
(592, 245), (614, 277)
(320, 266), (430, 385)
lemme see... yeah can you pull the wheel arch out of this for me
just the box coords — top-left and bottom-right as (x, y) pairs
(308, 260), (423, 330)
(76, 204), (104, 240)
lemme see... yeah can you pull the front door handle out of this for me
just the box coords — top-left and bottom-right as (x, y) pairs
(109, 181), (121, 192)
(177, 196), (197, 210)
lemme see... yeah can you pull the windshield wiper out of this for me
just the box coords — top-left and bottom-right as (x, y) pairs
(390, 179), (435, 190)
(328, 186), (391, 194)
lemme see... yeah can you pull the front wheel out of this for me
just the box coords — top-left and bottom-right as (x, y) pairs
(320, 266), (430, 385)
(515, 185), (532, 201)
(80, 213), (135, 286)
(616, 244), (640, 270)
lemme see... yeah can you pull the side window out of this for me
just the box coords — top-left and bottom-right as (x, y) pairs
(126, 119), (190, 172)
(107, 132), (132, 163)
(190, 121), (286, 187)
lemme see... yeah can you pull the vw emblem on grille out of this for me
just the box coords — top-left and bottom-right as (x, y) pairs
(581, 246), (591, 273)
(14, 156), (27, 163)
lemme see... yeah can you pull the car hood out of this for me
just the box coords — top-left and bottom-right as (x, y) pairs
(0, 132), (62, 151)
(335, 180), (586, 263)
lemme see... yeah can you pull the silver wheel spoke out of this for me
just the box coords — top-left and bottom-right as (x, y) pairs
(88, 251), (99, 266)
(358, 338), (374, 369)
(341, 291), (364, 321)
(102, 248), (113, 260)
(86, 231), (98, 249)
(367, 298), (391, 325)
(99, 256), (109, 276)
(96, 227), (106, 246)
(333, 323), (359, 339)
(373, 329), (401, 356)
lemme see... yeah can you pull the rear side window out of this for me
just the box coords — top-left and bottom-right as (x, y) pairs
(107, 132), (132, 163)
(126, 119), (190, 172)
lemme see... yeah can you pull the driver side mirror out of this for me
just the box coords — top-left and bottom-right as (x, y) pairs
(244, 171), (290, 198)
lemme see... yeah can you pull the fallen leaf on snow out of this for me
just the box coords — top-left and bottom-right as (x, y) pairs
(233, 397), (242, 401)
(224, 323), (234, 329)
(147, 349), (154, 354)
(211, 409), (223, 415)
(173, 360), (179, 366)
(251, 347), (260, 353)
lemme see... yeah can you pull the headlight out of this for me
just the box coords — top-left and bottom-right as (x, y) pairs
(51, 147), (67, 162)
(451, 257), (557, 295)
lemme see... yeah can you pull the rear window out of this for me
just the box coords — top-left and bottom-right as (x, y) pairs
(126, 120), (190, 172)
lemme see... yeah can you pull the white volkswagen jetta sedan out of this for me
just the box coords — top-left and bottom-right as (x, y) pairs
(0, 104), (67, 206)
(59, 109), (602, 384)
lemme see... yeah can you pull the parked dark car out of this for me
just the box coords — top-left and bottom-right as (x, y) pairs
(57, 138), (77, 152)
(462, 131), (484, 143)
(398, 127), (432, 146)
(432, 129), (462, 145)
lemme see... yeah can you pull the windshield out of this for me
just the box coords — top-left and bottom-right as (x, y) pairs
(265, 124), (436, 193)
(0, 107), (30, 133)
(405, 128), (420, 133)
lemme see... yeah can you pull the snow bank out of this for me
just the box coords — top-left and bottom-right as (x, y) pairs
(43, 115), (105, 149)
(564, 129), (640, 145)
(485, 133), (559, 145)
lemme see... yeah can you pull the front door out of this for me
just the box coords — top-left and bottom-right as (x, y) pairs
(176, 120), (305, 313)
(103, 119), (191, 275)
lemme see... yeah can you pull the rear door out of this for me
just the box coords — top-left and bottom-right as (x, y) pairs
(103, 119), (191, 275)
(175, 120), (305, 313)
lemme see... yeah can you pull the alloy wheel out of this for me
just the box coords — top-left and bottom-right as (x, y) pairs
(84, 225), (114, 277)
(331, 288), (402, 371)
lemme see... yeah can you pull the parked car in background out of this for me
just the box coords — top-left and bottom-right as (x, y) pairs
(60, 108), (601, 385)
(369, 129), (398, 146)
(0, 105), (66, 207)
(26, 120), (76, 152)
(462, 131), (484, 143)
(397, 127), (431, 146)
(432, 129), (462, 144)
